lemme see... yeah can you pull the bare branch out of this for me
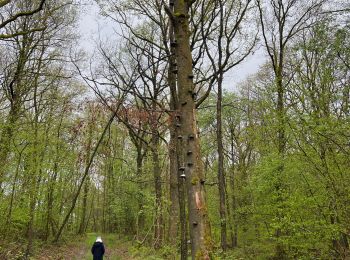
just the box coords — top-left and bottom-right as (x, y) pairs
(0, 0), (47, 29)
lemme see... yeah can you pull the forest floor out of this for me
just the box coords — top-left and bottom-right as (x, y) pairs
(36, 233), (135, 260)
(2, 233), (243, 259)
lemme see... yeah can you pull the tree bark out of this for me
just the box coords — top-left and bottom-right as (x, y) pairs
(216, 75), (227, 251)
(136, 145), (145, 240)
(168, 37), (188, 258)
(169, 1), (213, 258)
(152, 122), (163, 248)
(167, 11), (181, 248)
(168, 118), (180, 245)
(229, 128), (238, 248)
(275, 59), (286, 260)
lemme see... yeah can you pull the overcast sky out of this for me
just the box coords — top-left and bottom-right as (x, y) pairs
(78, 2), (266, 92)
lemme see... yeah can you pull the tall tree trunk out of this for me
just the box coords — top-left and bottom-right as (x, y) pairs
(46, 165), (57, 240)
(45, 116), (63, 240)
(167, 12), (181, 248)
(229, 128), (238, 248)
(169, 1), (213, 258)
(25, 103), (39, 259)
(174, 109), (188, 259)
(79, 177), (90, 234)
(151, 102), (163, 248)
(169, 123), (180, 243)
(229, 166), (238, 248)
(7, 145), (26, 226)
(79, 119), (93, 234)
(224, 172), (234, 249)
(25, 51), (45, 258)
(136, 146), (145, 240)
(216, 75), (227, 251)
(275, 64), (286, 259)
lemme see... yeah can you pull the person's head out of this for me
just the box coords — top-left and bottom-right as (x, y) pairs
(96, 236), (102, 243)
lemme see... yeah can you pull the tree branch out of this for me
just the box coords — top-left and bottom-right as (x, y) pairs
(0, 26), (46, 39)
(0, 0), (11, 8)
(0, 0), (46, 29)
(164, 4), (175, 23)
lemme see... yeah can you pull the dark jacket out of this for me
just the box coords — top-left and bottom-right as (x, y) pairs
(91, 241), (105, 260)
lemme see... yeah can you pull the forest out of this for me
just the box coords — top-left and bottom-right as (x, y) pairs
(0, 0), (349, 259)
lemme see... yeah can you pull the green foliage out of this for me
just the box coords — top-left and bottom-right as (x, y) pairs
(195, 17), (350, 258)
(0, 1), (349, 259)
(130, 245), (164, 260)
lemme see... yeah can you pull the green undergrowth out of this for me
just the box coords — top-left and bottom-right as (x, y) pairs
(123, 242), (262, 260)
(129, 244), (179, 260)
(1, 233), (271, 260)
(128, 244), (253, 260)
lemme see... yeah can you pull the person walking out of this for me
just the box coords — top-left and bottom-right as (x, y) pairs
(91, 236), (105, 260)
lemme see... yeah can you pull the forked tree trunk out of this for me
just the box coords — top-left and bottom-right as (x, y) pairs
(0, 30), (30, 190)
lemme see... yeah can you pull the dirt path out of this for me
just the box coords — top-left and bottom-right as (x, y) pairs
(104, 243), (134, 260)
(78, 233), (136, 260)
(36, 233), (135, 260)
(87, 233), (135, 260)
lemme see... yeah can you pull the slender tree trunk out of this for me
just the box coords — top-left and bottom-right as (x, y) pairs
(45, 116), (63, 240)
(229, 129), (238, 248)
(25, 52), (45, 258)
(230, 167), (238, 248)
(225, 173), (233, 249)
(25, 109), (39, 259)
(7, 146), (26, 225)
(54, 112), (116, 242)
(136, 147), (145, 240)
(274, 63), (286, 259)
(169, 124), (180, 243)
(102, 161), (109, 234)
(46, 168), (56, 240)
(174, 109), (188, 259)
(151, 101), (163, 248)
(216, 75), (227, 251)
(168, 7), (187, 257)
(170, 1), (213, 258)
(168, 13), (181, 247)
(79, 120), (93, 234)
(79, 177), (90, 234)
